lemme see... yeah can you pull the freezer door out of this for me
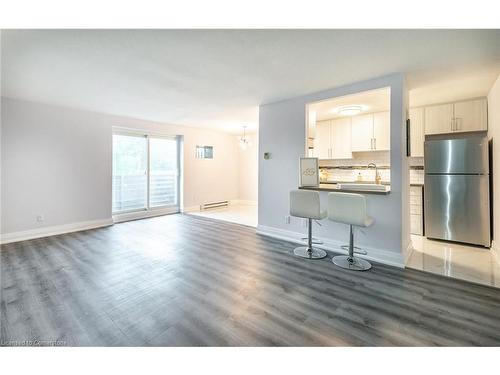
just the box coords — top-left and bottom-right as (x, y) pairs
(424, 174), (490, 247)
(425, 136), (489, 174)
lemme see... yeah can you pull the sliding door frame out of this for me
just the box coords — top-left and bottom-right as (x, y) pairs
(112, 127), (181, 222)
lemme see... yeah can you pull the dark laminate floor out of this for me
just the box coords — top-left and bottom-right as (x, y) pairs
(1, 214), (500, 346)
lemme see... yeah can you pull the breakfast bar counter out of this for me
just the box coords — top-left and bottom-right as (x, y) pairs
(299, 183), (391, 195)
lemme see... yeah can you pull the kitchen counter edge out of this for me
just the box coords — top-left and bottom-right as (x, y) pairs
(299, 186), (391, 195)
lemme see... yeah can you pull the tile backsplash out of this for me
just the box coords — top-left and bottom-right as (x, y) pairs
(318, 152), (426, 184)
(319, 151), (391, 183)
(319, 151), (390, 168)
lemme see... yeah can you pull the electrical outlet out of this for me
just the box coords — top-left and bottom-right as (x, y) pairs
(284, 215), (290, 224)
(36, 214), (44, 223)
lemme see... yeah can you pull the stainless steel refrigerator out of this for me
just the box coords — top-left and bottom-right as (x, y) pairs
(424, 135), (490, 247)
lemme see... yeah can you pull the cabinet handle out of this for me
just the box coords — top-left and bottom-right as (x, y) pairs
(456, 118), (461, 131)
(370, 138), (373, 150)
(374, 138), (376, 150)
(451, 119), (454, 131)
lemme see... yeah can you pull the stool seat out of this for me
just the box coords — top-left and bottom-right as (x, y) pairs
(327, 192), (373, 271)
(290, 190), (327, 220)
(327, 192), (374, 228)
(289, 190), (327, 260)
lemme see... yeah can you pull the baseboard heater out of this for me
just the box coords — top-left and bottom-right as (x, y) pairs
(200, 200), (229, 210)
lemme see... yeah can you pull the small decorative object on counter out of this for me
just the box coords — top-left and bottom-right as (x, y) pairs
(299, 157), (319, 187)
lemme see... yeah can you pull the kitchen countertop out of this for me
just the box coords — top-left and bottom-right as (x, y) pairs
(299, 184), (391, 195)
(320, 180), (391, 186)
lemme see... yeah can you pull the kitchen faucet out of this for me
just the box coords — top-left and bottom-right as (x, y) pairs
(367, 163), (382, 185)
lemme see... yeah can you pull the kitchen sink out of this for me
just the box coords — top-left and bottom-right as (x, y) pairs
(337, 183), (389, 192)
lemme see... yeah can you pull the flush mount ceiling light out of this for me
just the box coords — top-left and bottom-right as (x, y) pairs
(338, 105), (363, 116)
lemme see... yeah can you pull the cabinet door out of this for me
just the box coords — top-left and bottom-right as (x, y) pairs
(409, 107), (424, 157)
(424, 104), (453, 135)
(313, 120), (331, 159)
(453, 98), (487, 132)
(373, 111), (390, 151)
(351, 114), (373, 152)
(307, 110), (317, 139)
(331, 118), (353, 159)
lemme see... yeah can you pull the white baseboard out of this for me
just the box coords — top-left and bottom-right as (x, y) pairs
(182, 200), (257, 213)
(231, 200), (258, 206)
(256, 224), (405, 268)
(0, 218), (114, 245)
(113, 207), (179, 223)
(181, 205), (200, 213)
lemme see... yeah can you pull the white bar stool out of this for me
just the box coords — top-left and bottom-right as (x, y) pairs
(327, 192), (373, 271)
(289, 190), (327, 259)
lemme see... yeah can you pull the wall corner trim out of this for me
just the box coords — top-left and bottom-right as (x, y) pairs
(0, 218), (114, 245)
(403, 241), (414, 266)
(256, 224), (405, 268)
(491, 240), (500, 267)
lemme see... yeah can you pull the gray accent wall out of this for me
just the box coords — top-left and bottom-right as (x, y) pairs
(258, 73), (410, 265)
(1, 98), (241, 236)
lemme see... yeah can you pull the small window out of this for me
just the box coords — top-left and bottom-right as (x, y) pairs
(196, 145), (214, 159)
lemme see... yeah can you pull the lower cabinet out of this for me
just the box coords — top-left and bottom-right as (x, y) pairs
(410, 185), (424, 235)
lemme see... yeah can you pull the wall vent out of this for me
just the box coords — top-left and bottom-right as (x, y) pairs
(200, 200), (229, 210)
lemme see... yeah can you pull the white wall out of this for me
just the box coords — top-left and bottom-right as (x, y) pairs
(258, 74), (409, 267)
(487, 74), (500, 249)
(237, 133), (258, 203)
(1, 98), (240, 236)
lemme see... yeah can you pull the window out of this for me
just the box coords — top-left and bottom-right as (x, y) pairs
(112, 132), (180, 216)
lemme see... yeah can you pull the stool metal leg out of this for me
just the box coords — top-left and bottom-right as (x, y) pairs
(332, 225), (372, 271)
(294, 218), (327, 260)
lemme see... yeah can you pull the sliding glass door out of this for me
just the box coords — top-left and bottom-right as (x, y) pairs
(112, 132), (180, 216)
(149, 137), (179, 208)
(112, 134), (148, 213)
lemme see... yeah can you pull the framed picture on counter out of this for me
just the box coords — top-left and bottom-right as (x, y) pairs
(299, 157), (319, 187)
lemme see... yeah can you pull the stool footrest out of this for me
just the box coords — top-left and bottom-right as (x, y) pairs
(301, 237), (323, 245)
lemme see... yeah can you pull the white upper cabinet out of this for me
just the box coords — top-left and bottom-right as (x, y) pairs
(331, 118), (353, 159)
(409, 107), (424, 157)
(424, 98), (487, 135)
(351, 112), (390, 152)
(373, 112), (390, 151)
(424, 103), (453, 135)
(453, 98), (488, 132)
(313, 120), (331, 159)
(313, 119), (352, 159)
(351, 114), (373, 152)
(307, 110), (317, 139)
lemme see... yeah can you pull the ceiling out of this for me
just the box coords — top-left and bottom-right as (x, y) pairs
(309, 87), (390, 121)
(2, 30), (500, 133)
